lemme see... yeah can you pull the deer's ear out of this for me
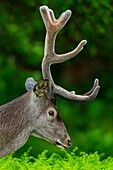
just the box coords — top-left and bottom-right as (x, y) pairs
(25, 77), (37, 91)
(33, 79), (49, 97)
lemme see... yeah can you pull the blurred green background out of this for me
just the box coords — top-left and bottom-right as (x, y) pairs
(0, 0), (113, 158)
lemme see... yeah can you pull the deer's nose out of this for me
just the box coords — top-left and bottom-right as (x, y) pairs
(65, 138), (72, 148)
(55, 138), (72, 149)
(67, 139), (72, 147)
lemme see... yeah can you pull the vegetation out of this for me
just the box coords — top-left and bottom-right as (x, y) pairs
(0, 0), (113, 161)
(1, 149), (113, 170)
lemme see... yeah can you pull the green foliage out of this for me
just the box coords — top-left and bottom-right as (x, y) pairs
(0, 0), (113, 158)
(0, 149), (113, 170)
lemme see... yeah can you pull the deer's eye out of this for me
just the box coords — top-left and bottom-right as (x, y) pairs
(48, 110), (54, 116)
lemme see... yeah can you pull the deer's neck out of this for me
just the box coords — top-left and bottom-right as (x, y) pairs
(0, 91), (35, 150)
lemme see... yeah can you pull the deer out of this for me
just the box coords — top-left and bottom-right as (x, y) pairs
(0, 5), (100, 158)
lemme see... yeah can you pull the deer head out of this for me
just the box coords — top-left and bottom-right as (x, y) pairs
(0, 5), (100, 158)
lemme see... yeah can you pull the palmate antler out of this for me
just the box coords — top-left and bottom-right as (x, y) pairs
(39, 5), (100, 101)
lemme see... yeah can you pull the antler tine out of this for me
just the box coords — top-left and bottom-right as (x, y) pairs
(53, 40), (87, 64)
(49, 9), (57, 23)
(40, 6), (52, 30)
(56, 10), (72, 31)
(83, 79), (99, 96)
(54, 81), (100, 102)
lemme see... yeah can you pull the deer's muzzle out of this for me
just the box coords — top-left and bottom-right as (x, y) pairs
(55, 138), (72, 149)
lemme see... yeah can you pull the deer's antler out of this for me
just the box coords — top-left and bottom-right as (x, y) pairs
(40, 5), (100, 101)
